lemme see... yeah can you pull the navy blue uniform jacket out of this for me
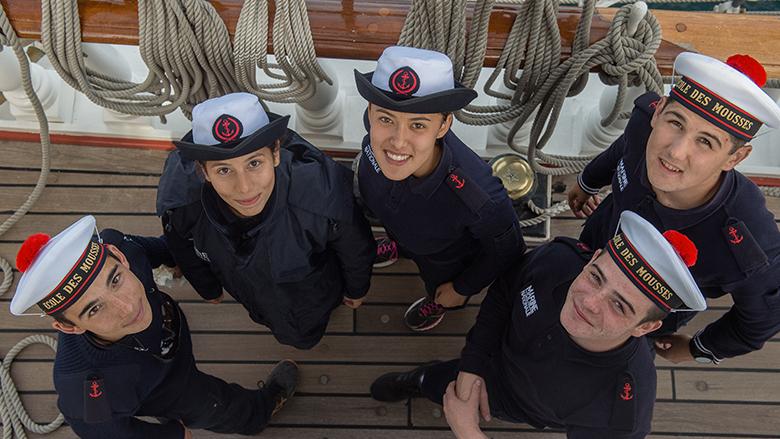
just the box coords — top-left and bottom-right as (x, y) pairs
(357, 129), (524, 296)
(459, 238), (656, 438)
(53, 232), (189, 439)
(578, 92), (780, 360)
(158, 132), (375, 349)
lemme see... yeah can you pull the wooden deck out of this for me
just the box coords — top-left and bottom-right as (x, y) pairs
(1, 140), (780, 439)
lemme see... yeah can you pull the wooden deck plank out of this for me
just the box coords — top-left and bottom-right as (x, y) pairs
(0, 187), (157, 213)
(1, 140), (168, 174)
(0, 213), (162, 241)
(0, 169), (161, 186)
(674, 370), (780, 403)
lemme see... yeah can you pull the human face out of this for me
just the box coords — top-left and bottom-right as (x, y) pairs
(646, 98), (752, 209)
(53, 245), (152, 342)
(202, 146), (280, 218)
(367, 104), (452, 181)
(560, 250), (662, 353)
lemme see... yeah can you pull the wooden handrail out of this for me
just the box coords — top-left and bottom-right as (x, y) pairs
(1, 0), (779, 77)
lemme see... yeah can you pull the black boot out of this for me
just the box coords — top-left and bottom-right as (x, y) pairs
(370, 361), (440, 402)
(258, 359), (299, 416)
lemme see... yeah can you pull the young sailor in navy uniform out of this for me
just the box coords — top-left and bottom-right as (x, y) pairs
(10, 216), (298, 439)
(370, 211), (707, 438)
(568, 53), (780, 364)
(158, 92), (376, 350)
(353, 46), (524, 331)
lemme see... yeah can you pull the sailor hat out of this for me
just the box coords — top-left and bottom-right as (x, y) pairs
(670, 52), (780, 140)
(11, 216), (109, 316)
(354, 46), (477, 113)
(606, 211), (706, 313)
(174, 92), (290, 161)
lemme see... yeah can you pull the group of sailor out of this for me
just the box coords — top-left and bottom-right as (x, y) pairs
(9, 45), (780, 438)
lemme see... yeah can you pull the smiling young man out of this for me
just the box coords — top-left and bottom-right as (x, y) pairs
(10, 216), (297, 439)
(370, 211), (707, 438)
(158, 93), (375, 350)
(568, 53), (780, 365)
(353, 46), (525, 331)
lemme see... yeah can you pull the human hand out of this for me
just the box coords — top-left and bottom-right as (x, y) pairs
(444, 380), (490, 439)
(654, 333), (694, 364)
(343, 296), (365, 309)
(455, 371), (491, 422)
(567, 185), (601, 219)
(435, 282), (468, 308)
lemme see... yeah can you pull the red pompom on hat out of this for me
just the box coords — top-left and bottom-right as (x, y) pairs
(662, 230), (698, 268)
(726, 54), (767, 88)
(16, 233), (51, 272)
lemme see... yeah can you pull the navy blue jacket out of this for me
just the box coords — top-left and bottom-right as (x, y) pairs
(357, 130), (524, 296)
(53, 232), (189, 439)
(459, 238), (656, 438)
(159, 133), (375, 349)
(578, 92), (780, 360)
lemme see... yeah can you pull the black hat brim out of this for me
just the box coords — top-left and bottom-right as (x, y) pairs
(173, 113), (291, 161)
(354, 70), (477, 114)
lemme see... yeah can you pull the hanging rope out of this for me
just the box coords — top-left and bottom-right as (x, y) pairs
(0, 335), (63, 439)
(397, 0), (469, 77)
(234, 0), (332, 104)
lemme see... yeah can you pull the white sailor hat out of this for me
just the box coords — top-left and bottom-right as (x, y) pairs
(174, 92), (290, 161)
(11, 215), (109, 316)
(670, 52), (780, 140)
(354, 46), (477, 113)
(606, 211), (707, 312)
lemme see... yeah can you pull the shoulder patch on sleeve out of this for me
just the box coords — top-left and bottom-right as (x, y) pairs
(722, 218), (769, 274)
(84, 374), (112, 424)
(634, 92), (662, 116)
(445, 167), (490, 213)
(609, 372), (636, 432)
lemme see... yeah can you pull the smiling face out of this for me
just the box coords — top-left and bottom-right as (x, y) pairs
(646, 97), (752, 209)
(367, 103), (453, 181)
(560, 250), (663, 353)
(53, 245), (152, 342)
(201, 145), (281, 218)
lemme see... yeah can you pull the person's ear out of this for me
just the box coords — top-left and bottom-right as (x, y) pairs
(723, 144), (752, 171)
(104, 244), (130, 270)
(649, 96), (668, 130)
(436, 114), (453, 139)
(631, 319), (663, 338)
(273, 142), (281, 167)
(198, 162), (212, 182)
(52, 320), (86, 335)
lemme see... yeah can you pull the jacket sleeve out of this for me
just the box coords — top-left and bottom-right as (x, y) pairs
(458, 272), (515, 378)
(327, 205), (376, 299)
(577, 134), (628, 195)
(162, 210), (224, 301)
(67, 416), (185, 439)
(697, 264), (780, 359)
(451, 198), (525, 296)
(124, 235), (176, 268)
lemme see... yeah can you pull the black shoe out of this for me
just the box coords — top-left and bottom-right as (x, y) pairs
(404, 296), (446, 332)
(373, 236), (399, 268)
(258, 359), (298, 416)
(370, 362), (440, 402)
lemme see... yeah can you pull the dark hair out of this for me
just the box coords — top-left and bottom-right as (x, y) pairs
(639, 305), (669, 325)
(197, 138), (283, 170)
(661, 96), (748, 153)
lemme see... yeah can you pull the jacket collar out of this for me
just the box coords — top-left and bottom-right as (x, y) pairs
(408, 132), (455, 198)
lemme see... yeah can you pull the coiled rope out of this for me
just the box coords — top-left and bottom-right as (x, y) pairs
(0, 334), (63, 439)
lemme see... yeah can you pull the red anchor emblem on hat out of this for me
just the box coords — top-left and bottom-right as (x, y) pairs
(389, 66), (420, 96)
(212, 114), (243, 143)
(449, 173), (465, 189)
(89, 380), (103, 399)
(619, 382), (633, 401)
(728, 226), (744, 245)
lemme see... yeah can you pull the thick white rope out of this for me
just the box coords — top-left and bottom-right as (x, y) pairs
(0, 335), (63, 439)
